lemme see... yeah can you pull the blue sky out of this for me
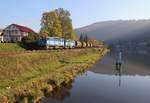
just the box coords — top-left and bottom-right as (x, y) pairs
(0, 0), (150, 32)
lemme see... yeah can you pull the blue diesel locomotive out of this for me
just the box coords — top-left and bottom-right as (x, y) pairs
(38, 37), (76, 49)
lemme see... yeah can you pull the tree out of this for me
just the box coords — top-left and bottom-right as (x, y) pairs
(22, 32), (39, 44)
(55, 8), (77, 39)
(79, 33), (89, 43)
(40, 28), (49, 38)
(84, 34), (89, 43)
(22, 32), (39, 49)
(40, 8), (77, 40)
(79, 33), (84, 42)
(40, 11), (62, 37)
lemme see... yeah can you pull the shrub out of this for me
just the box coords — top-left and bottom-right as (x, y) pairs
(22, 32), (39, 49)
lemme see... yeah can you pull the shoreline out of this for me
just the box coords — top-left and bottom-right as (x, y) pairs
(0, 48), (108, 103)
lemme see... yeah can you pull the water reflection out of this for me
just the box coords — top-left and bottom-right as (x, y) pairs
(43, 71), (150, 103)
(115, 51), (122, 67)
(42, 51), (150, 103)
(46, 81), (73, 101)
(115, 66), (122, 87)
(115, 52), (122, 87)
(44, 67), (123, 102)
(91, 50), (150, 75)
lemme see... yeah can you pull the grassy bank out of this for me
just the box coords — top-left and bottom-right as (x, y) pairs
(0, 43), (25, 52)
(0, 48), (108, 103)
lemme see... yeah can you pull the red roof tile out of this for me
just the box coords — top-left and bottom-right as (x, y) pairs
(13, 24), (34, 33)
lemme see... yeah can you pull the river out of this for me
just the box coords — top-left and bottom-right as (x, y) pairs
(42, 51), (150, 103)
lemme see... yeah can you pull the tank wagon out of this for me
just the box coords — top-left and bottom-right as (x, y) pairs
(75, 41), (82, 48)
(65, 39), (76, 48)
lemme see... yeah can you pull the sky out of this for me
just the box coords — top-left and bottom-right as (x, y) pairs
(0, 0), (150, 32)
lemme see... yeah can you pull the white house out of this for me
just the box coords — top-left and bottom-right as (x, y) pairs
(0, 29), (3, 42)
(2, 24), (34, 42)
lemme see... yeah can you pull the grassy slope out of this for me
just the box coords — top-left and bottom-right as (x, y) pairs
(0, 43), (25, 51)
(0, 48), (108, 103)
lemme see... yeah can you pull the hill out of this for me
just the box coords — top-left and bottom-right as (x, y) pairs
(75, 20), (150, 41)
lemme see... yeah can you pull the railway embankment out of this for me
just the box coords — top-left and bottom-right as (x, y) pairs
(0, 48), (108, 103)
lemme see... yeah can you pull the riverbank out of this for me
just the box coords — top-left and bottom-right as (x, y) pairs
(0, 48), (108, 103)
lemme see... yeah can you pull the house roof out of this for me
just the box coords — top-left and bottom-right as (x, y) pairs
(12, 24), (34, 33)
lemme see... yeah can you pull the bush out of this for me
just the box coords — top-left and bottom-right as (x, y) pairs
(22, 32), (39, 50)
(22, 32), (39, 44)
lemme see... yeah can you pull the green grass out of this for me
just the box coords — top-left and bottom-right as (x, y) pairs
(0, 48), (108, 103)
(0, 43), (25, 51)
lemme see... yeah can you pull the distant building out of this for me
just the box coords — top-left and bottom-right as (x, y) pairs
(0, 29), (3, 42)
(2, 24), (35, 42)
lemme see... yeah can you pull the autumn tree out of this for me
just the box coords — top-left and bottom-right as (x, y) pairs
(55, 8), (76, 40)
(40, 11), (62, 37)
(40, 8), (77, 40)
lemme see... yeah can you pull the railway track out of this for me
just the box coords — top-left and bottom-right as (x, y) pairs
(0, 47), (104, 57)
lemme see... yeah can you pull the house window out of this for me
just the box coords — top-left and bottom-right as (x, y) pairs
(7, 30), (9, 34)
(9, 31), (11, 35)
(15, 30), (18, 34)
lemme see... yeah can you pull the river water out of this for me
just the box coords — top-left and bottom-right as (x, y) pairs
(42, 51), (150, 103)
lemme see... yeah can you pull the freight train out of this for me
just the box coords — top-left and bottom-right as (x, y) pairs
(38, 37), (93, 49)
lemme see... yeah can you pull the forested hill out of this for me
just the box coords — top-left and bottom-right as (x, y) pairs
(75, 20), (150, 41)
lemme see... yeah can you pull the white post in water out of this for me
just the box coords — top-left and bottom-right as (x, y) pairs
(116, 51), (122, 70)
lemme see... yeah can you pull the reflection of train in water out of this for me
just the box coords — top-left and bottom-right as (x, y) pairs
(38, 37), (94, 49)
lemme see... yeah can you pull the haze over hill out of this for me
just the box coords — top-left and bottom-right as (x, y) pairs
(75, 20), (150, 42)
